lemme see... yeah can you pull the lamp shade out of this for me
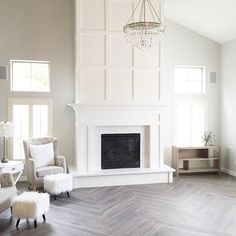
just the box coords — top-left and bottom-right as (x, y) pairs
(0, 121), (14, 137)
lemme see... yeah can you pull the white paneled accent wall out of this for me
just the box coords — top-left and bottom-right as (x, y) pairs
(71, 0), (175, 187)
(75, 0), (163, 104)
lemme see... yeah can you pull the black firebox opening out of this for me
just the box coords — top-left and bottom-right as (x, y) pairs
(101, 133), (140, 169)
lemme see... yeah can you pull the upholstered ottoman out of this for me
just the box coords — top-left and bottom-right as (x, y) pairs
(44, 173), (73, 199)
(12, 192), (50, 228)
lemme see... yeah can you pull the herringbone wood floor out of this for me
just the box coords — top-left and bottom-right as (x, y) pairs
(1, 174), (236, 236)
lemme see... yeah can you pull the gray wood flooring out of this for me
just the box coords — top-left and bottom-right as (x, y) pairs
(1, 174), (236, 236)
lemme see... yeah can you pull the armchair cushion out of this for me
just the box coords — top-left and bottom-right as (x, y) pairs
(36, 166), (64, 177)
(30, 142), (55, 168)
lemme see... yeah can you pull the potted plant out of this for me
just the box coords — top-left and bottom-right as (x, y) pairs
(201, 131), (216, 146)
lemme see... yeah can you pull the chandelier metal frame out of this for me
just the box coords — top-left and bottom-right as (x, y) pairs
(123, 0), (165, 50)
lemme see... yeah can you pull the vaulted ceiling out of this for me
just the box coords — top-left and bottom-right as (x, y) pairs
(164, 0), (236, 44)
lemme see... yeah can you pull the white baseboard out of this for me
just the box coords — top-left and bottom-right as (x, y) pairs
(221, 167), (236, 177)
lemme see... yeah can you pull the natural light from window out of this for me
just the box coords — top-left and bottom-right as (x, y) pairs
(175, 67), (205, 94)
(33, 105), (48, 137)
(9, 98), (52, 159)
(11, 60), (50, 92)
(174, 103), (205, 147)
(13, 105), (29, 160)
(173, 66), (207, 147)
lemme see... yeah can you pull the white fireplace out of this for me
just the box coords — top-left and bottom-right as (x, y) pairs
(72, 0), (174, 187)
(69, 104), (174, 188)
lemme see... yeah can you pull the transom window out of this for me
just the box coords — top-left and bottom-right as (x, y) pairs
(175, 66), (205, 94)
(11, 60), (50, 92)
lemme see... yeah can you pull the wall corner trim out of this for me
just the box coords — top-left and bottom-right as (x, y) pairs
(221, 167), (236, 177)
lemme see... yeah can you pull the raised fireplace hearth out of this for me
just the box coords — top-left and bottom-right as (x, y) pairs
(101, 133), (140, 169)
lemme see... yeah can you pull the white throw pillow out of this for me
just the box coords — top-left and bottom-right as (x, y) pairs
(29, 142), (55, 168)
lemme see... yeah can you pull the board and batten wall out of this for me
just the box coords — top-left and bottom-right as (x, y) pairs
(75, 0), (166, 104)
(221, 39), (236, 175)
(74, 0), (174, 167)
(0, 0), (75, 165)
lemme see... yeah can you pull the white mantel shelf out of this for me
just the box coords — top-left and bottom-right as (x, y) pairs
(68, 103), (170, 112)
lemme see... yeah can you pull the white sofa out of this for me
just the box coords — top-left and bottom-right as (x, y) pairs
(0, 173), (17, 213)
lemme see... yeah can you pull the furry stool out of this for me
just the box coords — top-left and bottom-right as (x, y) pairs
(44, 173), (73, 199)
(12, 192), (50, 228)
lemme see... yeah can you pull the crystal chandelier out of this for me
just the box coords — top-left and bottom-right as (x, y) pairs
(123, 0), (165, 50)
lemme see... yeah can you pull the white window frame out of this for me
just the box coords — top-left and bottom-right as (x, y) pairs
(8, 98), (53, 160)
(10, 59), (50, 92)
(174, 66), (206, 95)
(173, 65), (208, 146)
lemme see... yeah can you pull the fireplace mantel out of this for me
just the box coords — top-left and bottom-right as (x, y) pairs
(68, 102), (169, 112)
(69, 102), (174, 188)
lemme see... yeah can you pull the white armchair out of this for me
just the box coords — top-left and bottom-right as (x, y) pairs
(23, 137), (67, 191)
(0, 173), (17, 213)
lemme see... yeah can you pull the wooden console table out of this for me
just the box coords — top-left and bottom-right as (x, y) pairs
(0, 161), (24, 184)
(172, 146), (220, 176)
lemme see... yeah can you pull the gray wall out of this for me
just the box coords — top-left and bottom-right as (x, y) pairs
(165, 20), (221, 140)
(164, 20), (221, 165)
(221, 39), (236, 173)
(0, 0), (75, 165)
(0, 2), (222, 170)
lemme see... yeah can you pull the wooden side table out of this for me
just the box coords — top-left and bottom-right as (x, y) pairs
(0, 161), (24, 184)
(172, 146), (220, 176)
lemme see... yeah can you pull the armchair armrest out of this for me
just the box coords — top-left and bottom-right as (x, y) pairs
(55, 155), (67, 173)
(26, 158), (37, 183)
(0, 173), (15, 188)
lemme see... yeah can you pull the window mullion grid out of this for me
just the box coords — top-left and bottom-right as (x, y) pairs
(202, 68), (205, 93)
(187, 68), (190, 93)
(29, 101), (33, 138)
(30, 63), (33, 91)
(189, 104), (193, 146)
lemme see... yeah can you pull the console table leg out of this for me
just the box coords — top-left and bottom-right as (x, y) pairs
(16, 218), (20, 227)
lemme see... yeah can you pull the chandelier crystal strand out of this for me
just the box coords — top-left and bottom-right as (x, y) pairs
(123, 0), (165, 51)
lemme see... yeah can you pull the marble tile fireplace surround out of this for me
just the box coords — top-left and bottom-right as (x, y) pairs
(69, 104), (174, 188)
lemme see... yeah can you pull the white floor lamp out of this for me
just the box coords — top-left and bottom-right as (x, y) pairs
(0, 121), (14, 163)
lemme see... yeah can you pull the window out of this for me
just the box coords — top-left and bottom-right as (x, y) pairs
(11, 60), (50, 92)
(175, 66), (205, 94)
(8, 98), (53, 159)
(173, 66), (207, 146)
(173, 101), (207, 146)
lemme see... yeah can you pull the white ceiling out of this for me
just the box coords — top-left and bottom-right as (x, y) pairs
(164, 0), (236, 44)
